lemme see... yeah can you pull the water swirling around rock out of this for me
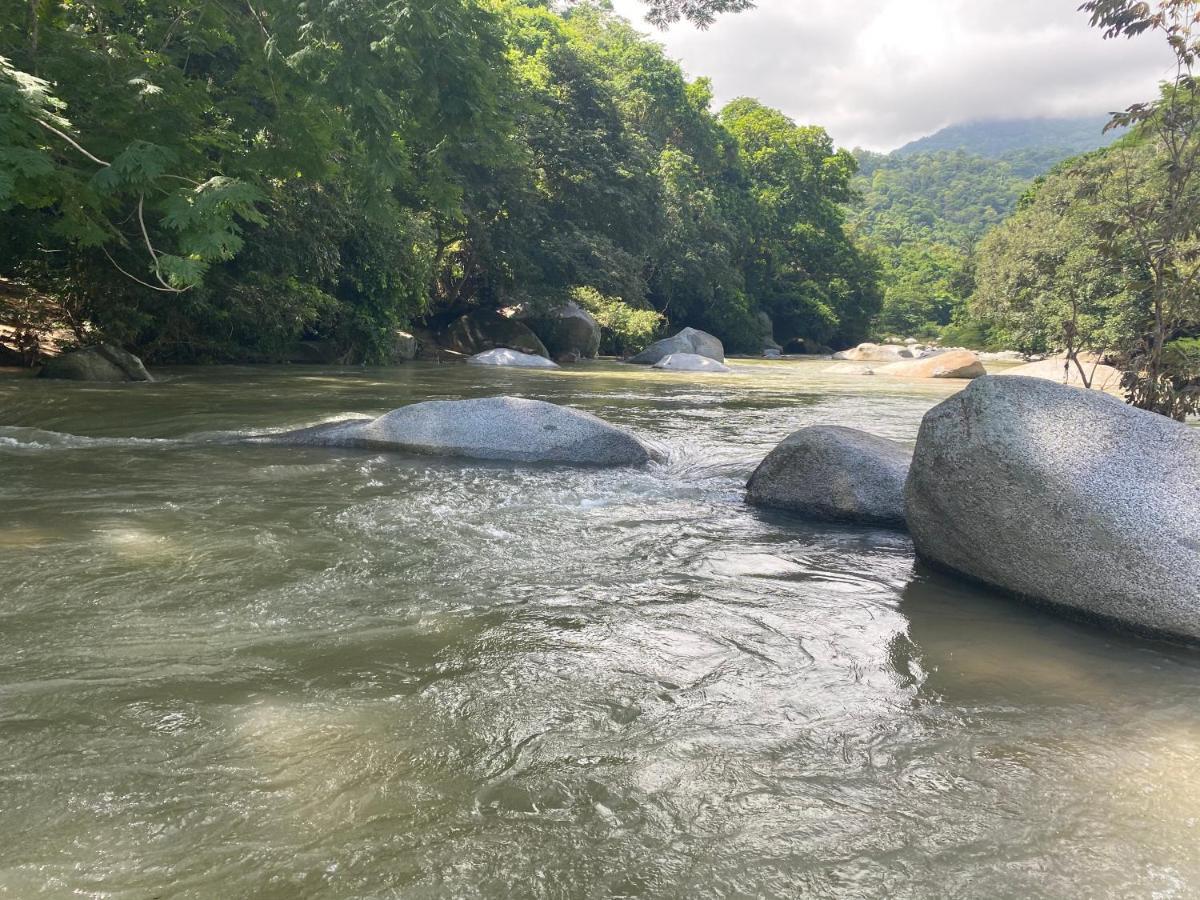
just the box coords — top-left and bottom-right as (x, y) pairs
(0, 359), (1198, 898)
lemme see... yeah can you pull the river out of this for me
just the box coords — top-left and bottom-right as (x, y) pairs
(1, 359), (1197, 898)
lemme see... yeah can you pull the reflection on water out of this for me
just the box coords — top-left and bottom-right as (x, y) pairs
(0, 359), (1197, 898)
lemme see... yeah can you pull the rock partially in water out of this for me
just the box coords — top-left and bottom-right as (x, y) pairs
(747, 425), (911, 528)
(628, 327), (724, 365)
(905, 375), (1200, 641)
(393, 330), (418, 362)
(37, 344), (152, 382)
(832, 342), (916, 362)
(652, 353), (732, 373)
(877, 349), (985, 380)
(441, 311), (548, 358)
(255, 396), (652, 466)
(467, 348), (559, 369)
(524, 300), (601, 360)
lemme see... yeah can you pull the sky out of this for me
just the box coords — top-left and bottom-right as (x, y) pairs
(608, 0), (1177, 152)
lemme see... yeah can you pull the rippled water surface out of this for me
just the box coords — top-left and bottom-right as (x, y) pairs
(1, 359), (1198, 899)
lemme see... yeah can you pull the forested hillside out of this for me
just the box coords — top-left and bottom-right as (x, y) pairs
(0, 0), (877, 362)
(849, 117), (1120, 342)
(895, 116), (1119, 176)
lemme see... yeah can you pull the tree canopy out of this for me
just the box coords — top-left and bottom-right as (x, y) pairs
(0, 0), (877, 361)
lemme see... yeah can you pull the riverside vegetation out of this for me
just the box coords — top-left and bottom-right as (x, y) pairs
(3, 0), (1200, 417)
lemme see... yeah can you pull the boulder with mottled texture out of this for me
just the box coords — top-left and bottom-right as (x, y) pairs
(527, 301), (601, 360)
(38, 344), (153, 382)
(253, 397), (652, 466)
(905, 375), (1200, 640)
(628, 327), (724, 365)
(747, 425), (912, 528)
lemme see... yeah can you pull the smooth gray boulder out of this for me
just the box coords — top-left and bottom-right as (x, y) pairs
(905, 375), (1200, 641)
(628, 327), (724, 365)
(467, 348), (559, 369)
(652, 353), (732, 373)
(38, 344), (152, 382)
(526, 300), (601, 360)
(253, 397), (651, 466)
(746, 425), (912, 528)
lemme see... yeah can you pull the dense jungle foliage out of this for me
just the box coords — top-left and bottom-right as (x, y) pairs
(0, 0), (878, 362)
(852, 119), (1124, 348)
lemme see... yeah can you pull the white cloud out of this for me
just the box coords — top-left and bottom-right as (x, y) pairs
(608, 0), (1176, 150)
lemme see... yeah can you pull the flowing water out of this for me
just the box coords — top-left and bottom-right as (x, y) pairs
(1, 359), (1198, 899)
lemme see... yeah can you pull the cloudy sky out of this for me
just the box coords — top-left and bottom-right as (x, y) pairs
(608, 0), (1176, 151)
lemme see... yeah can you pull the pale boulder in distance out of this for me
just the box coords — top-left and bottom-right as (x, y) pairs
(997, 354), (1123, 394)
(652, 353), (732, 373)
(876, 349), (985, 380)
(467, 348), (559, 369)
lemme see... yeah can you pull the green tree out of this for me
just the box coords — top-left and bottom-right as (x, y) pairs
(972, 152), (1139, 377)
(1080, 0), (1200, 418)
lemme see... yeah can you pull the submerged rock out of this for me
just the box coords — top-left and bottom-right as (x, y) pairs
(652, 353), (732, 373)
(747, 425), (911, 528)
(628, 327), (724, 365)
(254, 397), (652, 466)
(37, 344), (152, 382)
(905, 375), (1200, 641)
(441, 311), (548, 358)
(876, 349), (985, 380)
(467, 348), (559, 369)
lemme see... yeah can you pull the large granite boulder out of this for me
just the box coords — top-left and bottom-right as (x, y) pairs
(652, 353), (732, 373)
(832, 342), (915, 363)
(467, 348), (559, 369)
(876, 349), (985, 380)
(746, 425), (912, 528)
(526, 301), (601, 360)
(37, 344), (152, 382)
(628, 327), (724, 365)
(905, 375), (1200, 641)
(441, 311), (548, 358)
(252, 397), (651, 466)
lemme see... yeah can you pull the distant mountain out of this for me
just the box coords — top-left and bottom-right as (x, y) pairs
(893, 116), (1119, 177)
